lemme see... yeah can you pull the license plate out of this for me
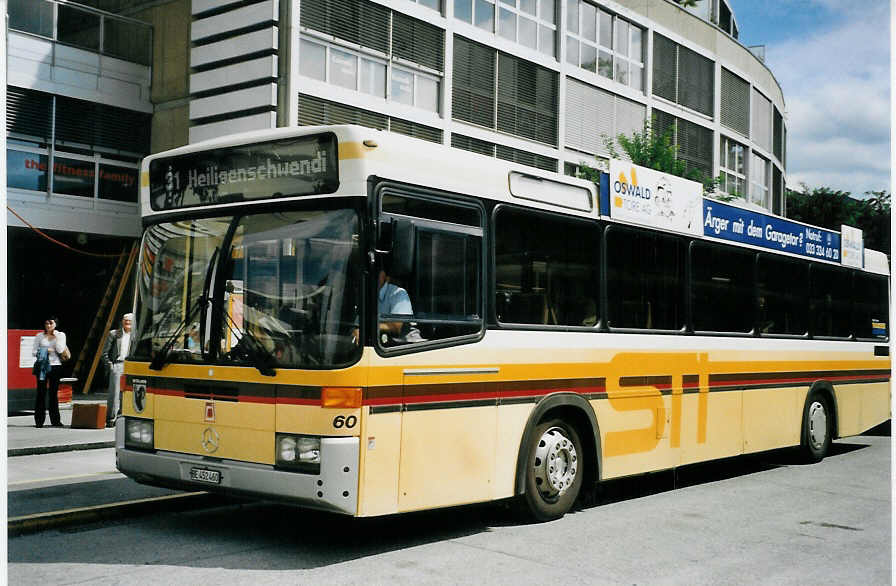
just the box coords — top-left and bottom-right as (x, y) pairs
(190, 467), (221, 484)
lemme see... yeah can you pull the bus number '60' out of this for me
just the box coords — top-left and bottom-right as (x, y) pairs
(333, 415), (357, 429)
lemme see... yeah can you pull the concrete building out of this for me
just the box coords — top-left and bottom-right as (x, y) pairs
(5, 0), (786, 378)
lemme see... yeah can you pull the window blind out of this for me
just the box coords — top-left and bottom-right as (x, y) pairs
(497, 53), (558, 146)
(677, 44), (713, 116)
(298, 94), (442, 144)
(452, 134), (557, 171)
(751, 89), (772, 152)
(772, 165), (782, 214)
(301, 0), (389, 55)
(773, 107), (783, 161)
(720, 68), (749, 137)
(565, 78), (643, 155)
(452, 36), (496, 129)
(6, 86), (53, 140)
(393, 12), (444, 72)
(652, 33), (677, 103)
(55, 95), (150, 153)
(676, 116), (712, 177)
(652, 109), (711, 178)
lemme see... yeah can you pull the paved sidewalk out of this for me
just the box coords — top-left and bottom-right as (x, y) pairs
(8, 393), (115, 456)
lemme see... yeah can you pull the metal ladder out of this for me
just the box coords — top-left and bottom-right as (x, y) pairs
(72, 242), (139, 394)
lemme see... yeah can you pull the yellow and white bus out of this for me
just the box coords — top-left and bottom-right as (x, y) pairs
(117, 125), (890, 521)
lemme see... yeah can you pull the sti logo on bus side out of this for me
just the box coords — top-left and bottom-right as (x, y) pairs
(603, 352), (711, 458)
(613, 167), (652, 205)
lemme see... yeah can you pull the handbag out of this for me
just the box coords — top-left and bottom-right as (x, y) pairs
(32, 360), (39, 375)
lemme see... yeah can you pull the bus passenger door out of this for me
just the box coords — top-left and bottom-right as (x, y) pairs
(373, 185), (491, 512)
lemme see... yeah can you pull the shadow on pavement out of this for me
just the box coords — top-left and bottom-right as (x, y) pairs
(862, 420), (891, 436)
(6, 437), (881, 571)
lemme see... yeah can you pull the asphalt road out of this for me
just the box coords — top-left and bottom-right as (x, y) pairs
(8, 433), (891, 585)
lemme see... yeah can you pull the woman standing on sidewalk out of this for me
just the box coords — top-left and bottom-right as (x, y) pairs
(33, 317), (67, 428)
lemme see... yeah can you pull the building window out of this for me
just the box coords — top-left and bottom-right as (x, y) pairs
(653, 109), (712, 178)
(7, 147), (49, 192)
(300, 37), (441, 112)
(653, 33), (713, 117)
(7, 0), (54, 38)
(772, 165), (783, 215)
(8, 0), (151, 65)
(565, 2), (643, 92)
(300, 0), (444, 114)
(412, 0), (441, 11)
(749, 152), (769, 208)
(720, 68), (749, 138)
(773, 106), (784, 162)
(453, 36), (558, 146)
(719, 136), (746, 199)
(6, 87), (143, 204)
(751, 88), (772, 153)
(456, 0), (557, 58)
(565, 78), (645, 155)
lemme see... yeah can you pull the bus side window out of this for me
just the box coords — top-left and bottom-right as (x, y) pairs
(756, 254), (808, 336)
(853, 273), (889, 340)
(606, 226), (685, 331)
(690, 242), (754, 334)
(494, 206), (599, 327)
(809, 265), (851, 337)
(377, 191), (484, 347)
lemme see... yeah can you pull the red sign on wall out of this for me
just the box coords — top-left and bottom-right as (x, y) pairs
(8, 329), (41, 391)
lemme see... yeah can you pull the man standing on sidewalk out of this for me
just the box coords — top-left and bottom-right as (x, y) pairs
(102, 313), (134, 427)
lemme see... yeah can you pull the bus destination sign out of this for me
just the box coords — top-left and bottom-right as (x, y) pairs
(703, 200), (842, 263)
(148, 133), (339, 211)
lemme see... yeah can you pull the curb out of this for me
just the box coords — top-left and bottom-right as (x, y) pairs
(8, 492), (219, 537)
(9, 441), (116, 457)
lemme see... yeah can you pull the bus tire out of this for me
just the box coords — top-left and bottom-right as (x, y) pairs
(799, 391), (832, 463)
(519, 418), (584, 522)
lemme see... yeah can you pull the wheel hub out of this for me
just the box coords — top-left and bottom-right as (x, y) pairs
(533, 427), (578, 500)
(808, 401), (828, 450)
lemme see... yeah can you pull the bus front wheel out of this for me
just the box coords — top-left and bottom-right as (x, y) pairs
(520, 418), (584, 521)
(800, 391), (832, 463)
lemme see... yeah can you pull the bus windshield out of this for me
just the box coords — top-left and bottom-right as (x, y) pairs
(133, 208), (362, 370)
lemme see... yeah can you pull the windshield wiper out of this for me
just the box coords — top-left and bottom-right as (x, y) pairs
(149, 297), (208, 371)
(219, 309), (277, 377)
(149, 247), (219, 371)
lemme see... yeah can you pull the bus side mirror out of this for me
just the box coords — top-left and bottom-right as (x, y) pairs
(390, 218), (416, 277)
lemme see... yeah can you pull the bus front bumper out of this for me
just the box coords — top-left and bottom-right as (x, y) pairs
(115, 428), (359, 516)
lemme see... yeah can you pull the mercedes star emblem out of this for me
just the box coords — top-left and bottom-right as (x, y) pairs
(201, 427), (220, 454)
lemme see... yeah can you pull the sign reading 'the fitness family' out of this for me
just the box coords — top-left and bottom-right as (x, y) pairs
(703, 199), (842, 262)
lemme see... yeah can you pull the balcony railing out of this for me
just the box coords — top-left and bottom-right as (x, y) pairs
(8, 0), (152, 66)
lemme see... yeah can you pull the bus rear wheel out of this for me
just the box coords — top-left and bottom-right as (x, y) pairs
(520, 419), (584, 522)
(800, 391), (832, 463)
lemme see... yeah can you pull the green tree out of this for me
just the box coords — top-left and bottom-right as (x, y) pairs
(574, 119), (729, 199)
(786, 185), (890, 255)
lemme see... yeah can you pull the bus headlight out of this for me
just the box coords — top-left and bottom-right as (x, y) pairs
(276, 434), (320, 473)
(125, 418), (154, 450)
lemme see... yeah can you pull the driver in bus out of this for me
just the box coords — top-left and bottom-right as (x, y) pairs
(350, 265), (417, 346)
(378, 267), (413, 337)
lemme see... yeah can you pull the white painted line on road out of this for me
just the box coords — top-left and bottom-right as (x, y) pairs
(9, 491), (208, 526)
(8, 470), (123, 487)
